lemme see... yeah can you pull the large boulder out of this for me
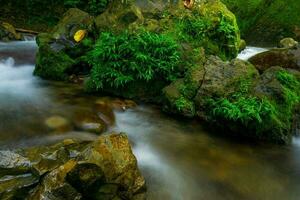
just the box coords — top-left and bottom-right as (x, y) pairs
(0, 22), (21, 41)
(249, 47), (300, 73)
(0, 133), (146, 199)
(34, 8), (95, 81)
(164, 55), (300, 143)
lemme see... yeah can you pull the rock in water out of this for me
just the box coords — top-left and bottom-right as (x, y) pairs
(45, 116), (71, 132)
(0, 22), (21, 42)
(279, 38), (299, 49)
(249, 47), (300, 72)
(0, 133), (146, 199)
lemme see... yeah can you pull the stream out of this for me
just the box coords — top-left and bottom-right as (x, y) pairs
(1, 41), (300, 200)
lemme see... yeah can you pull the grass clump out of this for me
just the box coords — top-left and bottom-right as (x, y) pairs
(85, 30), (180, 97)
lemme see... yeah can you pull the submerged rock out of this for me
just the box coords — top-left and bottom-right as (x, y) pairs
(45, 116), (72, 133)
(0, 133), (145, 199)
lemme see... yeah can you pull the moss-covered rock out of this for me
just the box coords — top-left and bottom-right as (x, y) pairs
(0, 22), (21, 41)
(34, 8), (95, 81)
(164, 54), (300, 143)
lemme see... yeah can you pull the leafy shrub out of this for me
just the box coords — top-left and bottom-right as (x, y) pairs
(176, 13), (238, 59)
(206, 96), (276, 125)
(85, 30), (180, 93)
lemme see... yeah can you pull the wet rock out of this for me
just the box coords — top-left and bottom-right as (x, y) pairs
(0, 151), (31, 176)
(28, 160), (82, 200)
(66, 162), (105, 195)
(94, 99), (115, 125)
(279, 38), (298, 49)
(110, 99), (137, 111)
(0, 22), (21, 42)
(78, 133), (146, 199)
(45, 116), (72, 132)
(0, 133), (145, 199)
(73, 111), (106, 134)
(0, 173), (39, 199)
(249, 47), (300, 72)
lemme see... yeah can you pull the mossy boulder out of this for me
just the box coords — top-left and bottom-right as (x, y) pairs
(34, 8), (95, 81)
(0, 22), (21, 41)
(164, 55), (300, 143)
(0, 133), (146, 199)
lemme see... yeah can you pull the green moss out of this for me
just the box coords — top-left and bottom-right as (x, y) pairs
(202, 70), (300, 143)
(34, 46), (75, 81)
(167, 5), (240, 60)
(174, 96), (195, 116)
(85, 30), (181, 99)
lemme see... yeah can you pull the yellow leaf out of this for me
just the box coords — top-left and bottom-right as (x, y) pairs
(74, 30), (87, 42)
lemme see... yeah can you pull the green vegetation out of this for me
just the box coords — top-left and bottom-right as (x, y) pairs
(85, 30), (180, 97)
(34, 46), (75, 81)
(173, 12), (239, 60)
(275, 70), (300, 119)
(0, 0), (108, 30)
(206, 96), (276, 126)
(221, 0), (300, 44)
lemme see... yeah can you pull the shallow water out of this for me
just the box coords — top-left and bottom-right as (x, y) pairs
(1, 42), (300, 200)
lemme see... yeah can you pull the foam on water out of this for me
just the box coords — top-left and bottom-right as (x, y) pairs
(237, 46), (268, 60)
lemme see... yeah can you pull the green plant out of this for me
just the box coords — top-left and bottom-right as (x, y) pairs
(207, 96), (276, 125)
(276, 70), (300, 109)
(175, 96), (195, 114)
(85, 30), (180, 92)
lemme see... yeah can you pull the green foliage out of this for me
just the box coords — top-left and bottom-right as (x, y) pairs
(64, 0), (108, 16)
(85, 30), (180, 93)
(276, 70), (300, 109)
(222, 0), (300, 43)
(174, 96), (195, 115)
(34, 46), (75, 81)
(174, 13), (238, 60)
(207, 96), (276, 125)
(0, 0), (108, 30)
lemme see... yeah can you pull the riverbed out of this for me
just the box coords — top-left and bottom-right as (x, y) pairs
(1, 41), (300, 200)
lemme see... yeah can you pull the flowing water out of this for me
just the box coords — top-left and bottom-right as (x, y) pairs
(1, 42), (300, 200)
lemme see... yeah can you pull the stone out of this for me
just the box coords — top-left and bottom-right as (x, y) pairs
(279, 38), (299, 49)
(45, 116), (71, 132)
(34, 8), (95, 81)
(0, 22), (21, 41)
(73, 111), (106, 134)
(0, 133), (145, 199)
(0, 151), (31, 176)
(0, 174), (39, 198)
(249, 47), (300, 72)
(78, 133), (146, 199)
